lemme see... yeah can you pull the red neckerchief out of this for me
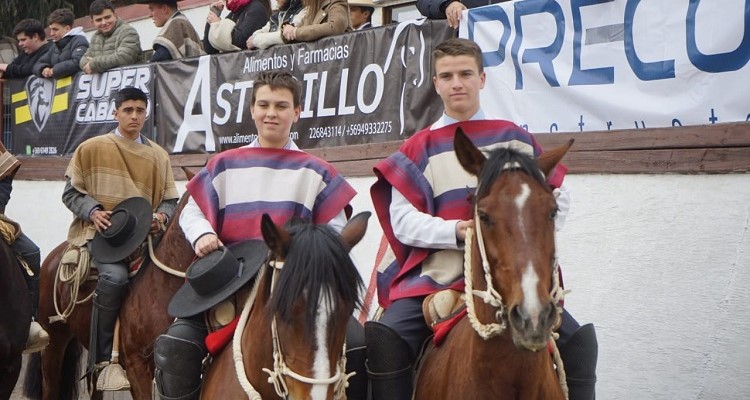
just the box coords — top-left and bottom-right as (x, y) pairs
(227, 0), (252, 12)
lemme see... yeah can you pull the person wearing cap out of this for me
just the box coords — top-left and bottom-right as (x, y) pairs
(141, 0), (205, 62)
(80, 0), (142, 74)
(245, 0), (306, 50)
(153, 70), (368, 400)
(204, 0), (271, 54)
(348, 0), (375, 30)
(62, 86), (178, 390)
(0, 141), (49, 354)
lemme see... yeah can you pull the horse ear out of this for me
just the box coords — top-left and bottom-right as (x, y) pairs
(454, 127), (485, 176)
(536, 139), (574, 177)
(181, 166), (197, 181)
(261, 214), (292, 258)
(339, 211), (370, 251)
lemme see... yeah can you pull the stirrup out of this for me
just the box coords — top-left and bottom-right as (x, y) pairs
(96, 362), (131, 391)
(23, 321), (50, 354)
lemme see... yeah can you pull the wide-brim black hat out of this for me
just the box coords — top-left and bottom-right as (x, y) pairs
(168, 240), (268, 318)
(91, 197), (153, 264)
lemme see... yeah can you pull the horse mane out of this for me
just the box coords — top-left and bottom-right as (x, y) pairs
(476, 147), (548, 199)
(267, 220), (364, 339)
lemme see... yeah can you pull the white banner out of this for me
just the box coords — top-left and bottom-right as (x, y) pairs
(460, 0), (750, 133)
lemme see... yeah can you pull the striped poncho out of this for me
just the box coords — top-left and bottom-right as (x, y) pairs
(186, 147), (356, 244)
(371, 119), (566, 307)
(65, 133), (178, 246)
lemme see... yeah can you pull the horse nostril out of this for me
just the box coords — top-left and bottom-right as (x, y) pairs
(509, 305), (526, 329)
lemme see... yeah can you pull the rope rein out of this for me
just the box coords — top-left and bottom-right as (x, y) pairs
(147, 235), (186, 278)
(233, 259), (351, 399)
(464, 192), (569, 398)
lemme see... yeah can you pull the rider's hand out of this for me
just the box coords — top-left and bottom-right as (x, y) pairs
(455, 220), (472, 242)
(194, 233), (223, 258)
(90, 209), (112, 232)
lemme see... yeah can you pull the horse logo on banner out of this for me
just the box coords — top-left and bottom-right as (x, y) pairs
(25, 76), (54, 132)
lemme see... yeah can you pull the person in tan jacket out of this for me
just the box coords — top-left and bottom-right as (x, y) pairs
(281, 0), (351, 43)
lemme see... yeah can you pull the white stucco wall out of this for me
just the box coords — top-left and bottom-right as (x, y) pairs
(8, 172), (750, 399)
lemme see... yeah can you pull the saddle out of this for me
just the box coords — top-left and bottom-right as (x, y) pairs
(422, 289), (467, 346)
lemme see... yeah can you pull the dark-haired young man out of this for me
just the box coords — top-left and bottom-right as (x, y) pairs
(80, 0), (142, 74)
(63, 87), (178, 390)
(142, 0), (204, 62)
(34, 8), (89, 78)
(0, 19), (52, 79)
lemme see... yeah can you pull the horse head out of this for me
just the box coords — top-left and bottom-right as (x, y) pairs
(454, 127), (572, 351)
(259, 212), (369, 399)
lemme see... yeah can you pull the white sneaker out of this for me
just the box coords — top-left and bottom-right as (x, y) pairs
(23, 321), (49, 354)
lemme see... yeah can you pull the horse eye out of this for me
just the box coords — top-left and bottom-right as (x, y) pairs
(549, 208), (559, 220)
(478, 210), (491, 225)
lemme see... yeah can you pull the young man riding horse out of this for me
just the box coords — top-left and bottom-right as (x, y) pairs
(154, 70), (367, 400)
(368, 38), (599, 400)
(62, 86), (179, 390)
(0, 142), (49, 354)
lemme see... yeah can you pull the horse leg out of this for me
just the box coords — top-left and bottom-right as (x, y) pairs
(125, 354), (156, 400)
(39, 332), (73, 400)
(0, 355), (21, 400)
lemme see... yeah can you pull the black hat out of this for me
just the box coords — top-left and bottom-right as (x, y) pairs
(167, 240), (268, 318)
(90, 197), (153, 264)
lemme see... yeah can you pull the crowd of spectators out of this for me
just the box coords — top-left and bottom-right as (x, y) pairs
(0, 0), (495, 80)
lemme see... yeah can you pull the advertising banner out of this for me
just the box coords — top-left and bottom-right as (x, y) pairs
(9, 64), (155, 155)
(155, 19), (454, 153)
(461, 0), (750, 133)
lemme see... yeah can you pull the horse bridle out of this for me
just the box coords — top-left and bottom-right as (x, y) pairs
(233, 259), (353, 400)
(463, 180), (566, 341)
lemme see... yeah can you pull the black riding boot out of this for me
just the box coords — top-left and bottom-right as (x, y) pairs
(87, 279), (128, 373)
(558, 323), (598, 400)
(154, 317), (208, 400)
(365, 321), (413, 400)
(345, 317), (368, 400)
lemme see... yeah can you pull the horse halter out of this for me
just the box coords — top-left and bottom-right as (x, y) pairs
(463, 175), (566, 341)
(233, 259), (353, 400)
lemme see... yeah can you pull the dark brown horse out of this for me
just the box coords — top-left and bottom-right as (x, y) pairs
(414, 129), (573, 400)
(201, 213), (369, 400)
(0, 238), (31, 399)
(23, 191), (195, 400)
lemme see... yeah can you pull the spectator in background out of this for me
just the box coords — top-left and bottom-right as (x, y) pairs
(281, 0), (351, 43)
(0, 19), (52, 79)
(80, 0), (142, 74)
(417, 0), (509, 28)
(349, 0), (375, 30)
(34, 8), (89, 79)
(204, 0), (271, 53)
(142, 0), (204, 61)
(0, 36), (20, 66)
(246, 0), (306, 50)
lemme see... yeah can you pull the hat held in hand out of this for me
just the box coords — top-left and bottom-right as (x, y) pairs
(168, 240), (268, 318)
(91, 197), (153, 264)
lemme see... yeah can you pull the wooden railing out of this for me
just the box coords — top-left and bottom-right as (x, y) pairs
(13, 121), (750, 181)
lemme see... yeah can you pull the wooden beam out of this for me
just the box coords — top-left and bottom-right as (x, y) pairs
(12, 122), (750, 180)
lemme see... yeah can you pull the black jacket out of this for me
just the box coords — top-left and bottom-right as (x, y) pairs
(3, 41), (53, 79)
(34, 33), (89, 78)
(203, 1), (270, 54)
(416, 0), (508, 20)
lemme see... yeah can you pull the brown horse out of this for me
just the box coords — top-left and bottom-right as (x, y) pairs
(414, 129), (573, 400)
(23, 191), (196, 400)
(201, 212), (369, 400)
(0, 238), (31, 399)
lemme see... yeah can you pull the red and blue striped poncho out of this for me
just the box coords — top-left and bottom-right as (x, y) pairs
(370, 119), (566, 308)
(186, 147), (356, 244)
